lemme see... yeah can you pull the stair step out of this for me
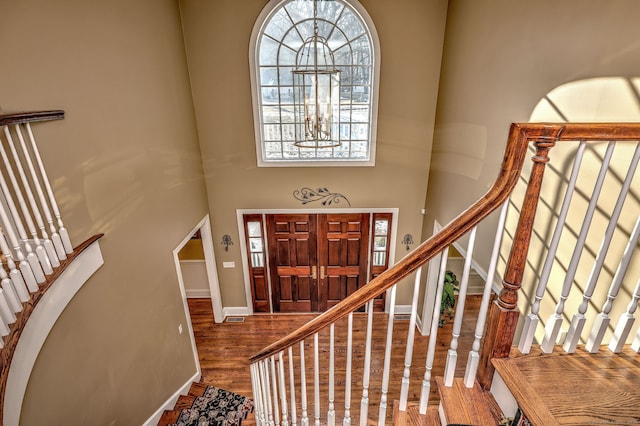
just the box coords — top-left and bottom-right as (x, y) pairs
(436, 377), (500, 426)
(158, 382), (208, 425)
(158, 408), (181, 425)
(392, 400), (441, 425)
(187, 381), (208, 396)
(174, 394), (197, 410)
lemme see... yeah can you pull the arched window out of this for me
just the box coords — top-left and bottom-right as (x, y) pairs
(250, 0), (380, 166)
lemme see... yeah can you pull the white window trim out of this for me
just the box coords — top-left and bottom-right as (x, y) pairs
(249, 0), (381, 167)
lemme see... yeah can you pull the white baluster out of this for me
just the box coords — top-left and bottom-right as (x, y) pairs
(257, 362), (266, 426)
(0, 309), (9, 337)
(26, 123), (72, 255)
(444, 227), (477, 385)
(610, 276), (640, 353)
(541, 141), (615, 353)
(378, 285), (397, 425)
(587, 209), (640, 352)
(20, 123), (61, 266)
(465, 202), (508, 386)
(0, 228), (30, 302)
(278, 352), (290, 426)
(359, 300), (374, 426)
(519, 142), (586, 354)
(271, 356), (281, 426)
(633, 329), (640, 352)
(300, 341), (309, 426)
(343, 313), (353, 426)
(14, 124), (56, 272)
(0, 126), (45, 283)
(313, 333), (320, 426)
(565, 144), (640, 353)
(419, 248), (450, 414)
(399, 266), (422, 410)
(0, 289), (16, 325)
(327, 324), (335, 426)
(251, 363), (265, 426)
(288, 347), (298, 426)
(262, 360), (275, 426)
(0, 264), (22, 313)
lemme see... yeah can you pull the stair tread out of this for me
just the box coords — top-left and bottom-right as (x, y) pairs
(187, 382), (208, 396)
(492, 345), (640, 426)
(158, 409), (181, 425)
(393, 400), (441, 426)
(436, 377), (499, 426)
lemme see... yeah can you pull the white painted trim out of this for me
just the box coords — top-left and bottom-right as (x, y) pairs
(419, 224), (443, 336)
(173, 215), (225, 386)
(236, 208), (399, 314)
(223, 306), (252, 318)
(444, 222), (503, 294)
(393, 304), (413, 314)
(199, 219), (224, 323)
(490, 370), (518, 418)
(4, 240), (104, 426)
(142, 371), (201, 426)
(249, 0), (380, 168)
(186, 289), (212, 298)
(173, 227), (203, 383)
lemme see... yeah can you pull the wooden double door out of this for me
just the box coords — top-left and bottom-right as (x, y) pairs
(244, 212), (390, 313)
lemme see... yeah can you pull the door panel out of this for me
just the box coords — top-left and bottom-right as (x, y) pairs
(267, 214), (318, 312)
(318, 213), (372, 311)
(259, 212), (389, 313)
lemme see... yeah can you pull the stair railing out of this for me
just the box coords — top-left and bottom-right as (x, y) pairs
(249, 123), (640, 425)
(0, 110), (103, 425)
(0, 110), (73, 339)
(514, 130), (640, 358)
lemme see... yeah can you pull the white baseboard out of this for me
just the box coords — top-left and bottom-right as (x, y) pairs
(186, 289), (211, 298)
(394, 304), (413, 314)
(143, 370), (201, 426)
(222, 306), (251, 319)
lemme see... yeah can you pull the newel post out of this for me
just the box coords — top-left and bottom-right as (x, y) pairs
(477, 136), (557, 390)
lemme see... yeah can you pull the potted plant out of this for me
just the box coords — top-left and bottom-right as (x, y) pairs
(439, 270), (460, 327)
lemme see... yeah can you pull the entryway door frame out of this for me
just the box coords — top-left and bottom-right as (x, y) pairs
(236, 208), (399, 314)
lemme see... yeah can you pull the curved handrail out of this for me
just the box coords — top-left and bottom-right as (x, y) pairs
(249, 122), (640, 363)
(0, 110), (65, 127)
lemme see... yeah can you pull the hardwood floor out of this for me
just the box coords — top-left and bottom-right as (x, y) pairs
(188, 296), (482, 424)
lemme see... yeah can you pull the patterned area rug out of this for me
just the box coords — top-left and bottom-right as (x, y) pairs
(170, 386), (254, 426)
(511, 408), (532, 426)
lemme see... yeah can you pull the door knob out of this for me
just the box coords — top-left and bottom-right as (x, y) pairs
(311, 265), (317, 279)
(320, 266), (326, 279)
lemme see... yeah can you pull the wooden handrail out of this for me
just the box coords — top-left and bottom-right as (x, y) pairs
(0, 110), (65, 127)
(249, 122), (640, 364)
(250, 123), (545, 362)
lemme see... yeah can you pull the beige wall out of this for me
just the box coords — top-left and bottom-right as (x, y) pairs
(425, 0), (640, 337)
(0, 0), (209, 424)
(425, 0), (640, 272)
(180, 0), (448, 306)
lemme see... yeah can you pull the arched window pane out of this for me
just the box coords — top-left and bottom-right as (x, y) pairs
(252, 0), (378, 165)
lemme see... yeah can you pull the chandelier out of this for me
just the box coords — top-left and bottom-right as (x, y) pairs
(292, 0), (341, 148)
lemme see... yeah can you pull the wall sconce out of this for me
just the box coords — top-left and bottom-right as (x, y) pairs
(221, 234), (234, 251)
(402, 234), (414, 251)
